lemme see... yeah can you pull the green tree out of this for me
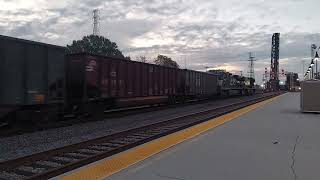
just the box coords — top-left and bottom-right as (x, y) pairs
(154, 54), (179, 68)
(66, 35), (125, 58)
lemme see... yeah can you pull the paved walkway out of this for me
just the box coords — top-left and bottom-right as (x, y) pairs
(108, 93), (320, 180)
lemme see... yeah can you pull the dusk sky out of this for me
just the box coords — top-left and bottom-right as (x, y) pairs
(1, 0), (320, 83)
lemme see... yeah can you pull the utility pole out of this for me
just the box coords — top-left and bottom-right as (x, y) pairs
(248, 52), (256, 80)
(93, 9), (100, 36)
(302, 61), (305, 76)
(262, 67), (268, 86)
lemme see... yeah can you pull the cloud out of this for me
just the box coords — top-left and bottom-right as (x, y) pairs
(1, 0), (320, 84)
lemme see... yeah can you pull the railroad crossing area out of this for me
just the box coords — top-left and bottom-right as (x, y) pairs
(58, 92), (320, 180)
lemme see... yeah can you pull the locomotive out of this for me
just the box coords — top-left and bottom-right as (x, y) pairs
(64, 53), (256, 115)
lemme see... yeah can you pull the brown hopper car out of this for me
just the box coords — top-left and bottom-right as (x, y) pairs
(65, 53), (218, 109)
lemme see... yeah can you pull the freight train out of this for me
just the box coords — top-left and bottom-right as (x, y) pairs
(0, 35), (256, 125)
(65, 53), (220, 110)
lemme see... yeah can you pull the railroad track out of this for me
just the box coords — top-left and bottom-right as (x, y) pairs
(0, 92), (282, 180)
(0, 94), (247, 137)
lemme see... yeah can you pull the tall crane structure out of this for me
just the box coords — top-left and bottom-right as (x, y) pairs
(269, 33), (280, 90)
(93, 9), (100, 36)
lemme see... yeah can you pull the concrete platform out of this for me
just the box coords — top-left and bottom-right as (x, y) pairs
(105, 93), (320, 180)
(59, 93), (320, 180)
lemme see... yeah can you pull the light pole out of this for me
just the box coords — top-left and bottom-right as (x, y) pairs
(315, 51), (319, 78)
(311, 59), (315, 79)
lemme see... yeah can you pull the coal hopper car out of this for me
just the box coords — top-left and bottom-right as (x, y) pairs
(65, 53), (219, 111)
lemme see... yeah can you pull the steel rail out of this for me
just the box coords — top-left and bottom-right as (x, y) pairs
(0, 92), (282, 180)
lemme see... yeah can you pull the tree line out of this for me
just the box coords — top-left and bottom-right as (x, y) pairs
(67, 35), (179, 69)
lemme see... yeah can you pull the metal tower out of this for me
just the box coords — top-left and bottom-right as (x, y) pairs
(93, 9), (100, 36)
(248, 52), (256, 80)
(262, 67), (268, 84)
(270, 33), (280, 90)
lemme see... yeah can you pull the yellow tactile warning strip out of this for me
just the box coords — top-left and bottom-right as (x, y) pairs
(60, 95), (283, 180)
